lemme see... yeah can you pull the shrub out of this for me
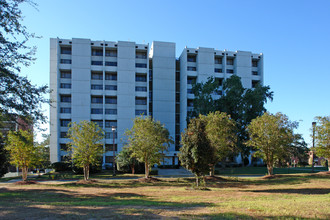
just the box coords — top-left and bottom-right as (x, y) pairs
(52, 162), (71, 172)
(149, 169), (158, 175)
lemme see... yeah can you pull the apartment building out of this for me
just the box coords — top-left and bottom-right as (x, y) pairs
(50, 38), (263, 166)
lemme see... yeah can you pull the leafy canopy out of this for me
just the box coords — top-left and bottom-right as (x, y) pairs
(125, 116), (172, 178)
(313, 116), (330, 161)
(246, 112), (296, 175)
(67, 120), (104, 180)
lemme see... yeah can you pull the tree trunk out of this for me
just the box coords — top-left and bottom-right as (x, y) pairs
(209, 164), (215, 177)
(22, 166), (28, 181)
(83, 165), (89, 181)
(196, 175), (199, 188)
(267, 164), (273, 175)
(131, 161), (135, 175)
(145, 161), (149, 179)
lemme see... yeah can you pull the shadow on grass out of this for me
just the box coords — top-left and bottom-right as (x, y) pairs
(187, 212), (320, 220)
(0, 187), (211, 219)
(248, 188), (330, 195)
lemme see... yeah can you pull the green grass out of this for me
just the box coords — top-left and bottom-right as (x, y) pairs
(217, 166), (328, 175)
(0, 173), (329, 219)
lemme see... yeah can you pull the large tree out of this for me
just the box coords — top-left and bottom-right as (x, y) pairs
(1, 0), (48, 123)
(116, 146), (137, 174)
(179, 118), (214, 187)
(313, 116), (330, 171)
(5, 129), (39, 181)
(67, 120), (105, 181)
(246, 112), (296, 175)
(200, 112), (237, 176)
(125, 116), (172, 179)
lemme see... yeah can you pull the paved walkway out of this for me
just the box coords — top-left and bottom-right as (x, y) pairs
(155, 167), (194, 177)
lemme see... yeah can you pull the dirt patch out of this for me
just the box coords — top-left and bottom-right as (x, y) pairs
(14, 180), (38, 185)
(75, 179), (99, 184)
(204, 176), (228, 182)
(317, 171), (330, 175)
(136, 177), (161, 183)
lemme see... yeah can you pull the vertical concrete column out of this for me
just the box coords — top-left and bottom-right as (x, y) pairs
(235, 51), (252, 89)
(49, 38), (59, 163)
(117, 41), (136, 152)
(150, 41), (176, 152)
(71, 38), (92, 123)
(196, 47), (214, 83)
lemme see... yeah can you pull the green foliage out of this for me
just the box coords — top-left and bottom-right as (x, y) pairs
(125, 116), (173, 178)
(35, 134), (51, 168)
(0, 0), (48, 124)
(246, 112), (296, 175)
(200, 112), (237, 175)
(189, 77), (219, 118)
(116, 146), (138, 174)
(67, 120), (105, 180)
(313, 116), (330, 170)
(52, 162), (71, 172)
(179, 118), (214, 186)
(5, 129), (39, 181)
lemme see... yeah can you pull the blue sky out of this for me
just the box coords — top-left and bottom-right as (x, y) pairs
(20, 0), (330, 144)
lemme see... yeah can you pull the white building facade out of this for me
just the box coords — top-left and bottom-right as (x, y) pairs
(50, 38), (263, 166)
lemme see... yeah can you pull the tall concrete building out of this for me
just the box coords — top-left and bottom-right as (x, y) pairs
(50, 38), (263, 166)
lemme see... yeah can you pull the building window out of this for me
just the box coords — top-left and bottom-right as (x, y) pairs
(91, 96), (103, 104)
(91, 72), (103, 80)
(135, 86), (147, 92)
(105, 50), (117, 57)
(105, 96), (117, 104)
(226, 58), (234, 65)
(187, 66), (196, 71)
(60, 95), (71, 103)
(252, 80), (260, 88)
(105, 109), (117, 115)
(105, 120), (117, 128)
(135, 110), (147, 115)
(91, 120), (103, 128)
(91, 108), (103, 114)
(252, 60), (258, 67)
(187, 99), (194, 107)
(105, 85), (117, 90)
(135, 97), (147, 105)
(187, 77), (196, 84)
(136, 63), (147, 68)
(60, 132), (67, 138)
(60, 107), (71, 114)
(105, 62), (117, 66)
(60, 144), (68, 151)
(215, 68), (222, 73)
(215, 57), (222, 64)
(105, 73), (117, 80)
(60, 71), (71, 78)
(60, 59), (71, 64)
(105, 144), (117, 151)
(105, 156), (115, 163)
(187, 89), (193, 94)
(252, 71), (259, 75)
(136, 75), (147, 82)
(105, 132), (117, 139)
(60, 47), (71, 55)
(91, 61), (103, 66)
(60, 119), (71, 127)
(91, 84), (103, 90)
(187, 55), (196, 62)
(92, 49), (103, 56)
(60, 83), (71, 89)
(136, 52), (147, 59)
(226, 69), (234, 74)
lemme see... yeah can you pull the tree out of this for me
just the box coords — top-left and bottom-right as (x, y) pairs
(67, 120), (104, 181)
(189, 77), (219, 118)
(179, 118), (214, 187)
(5, 129), (39, 181)
(200, 112), (237, 176)
(125, 116), (172, 179)
(116, 146), (137, 174)
(0, 132), (10, 178)
(1, 0), (48, 124)
(313, 116), (330, 171)
(35, 134), (50, 171)
(218, 75), (273, 164)
(246, 112), (296, 175)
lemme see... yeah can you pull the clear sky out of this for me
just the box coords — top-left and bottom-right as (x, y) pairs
(19, 0), (330, 145)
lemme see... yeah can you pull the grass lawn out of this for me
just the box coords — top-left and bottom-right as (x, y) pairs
(217, 166), (328, 175)
(0, 172), (329, 219)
